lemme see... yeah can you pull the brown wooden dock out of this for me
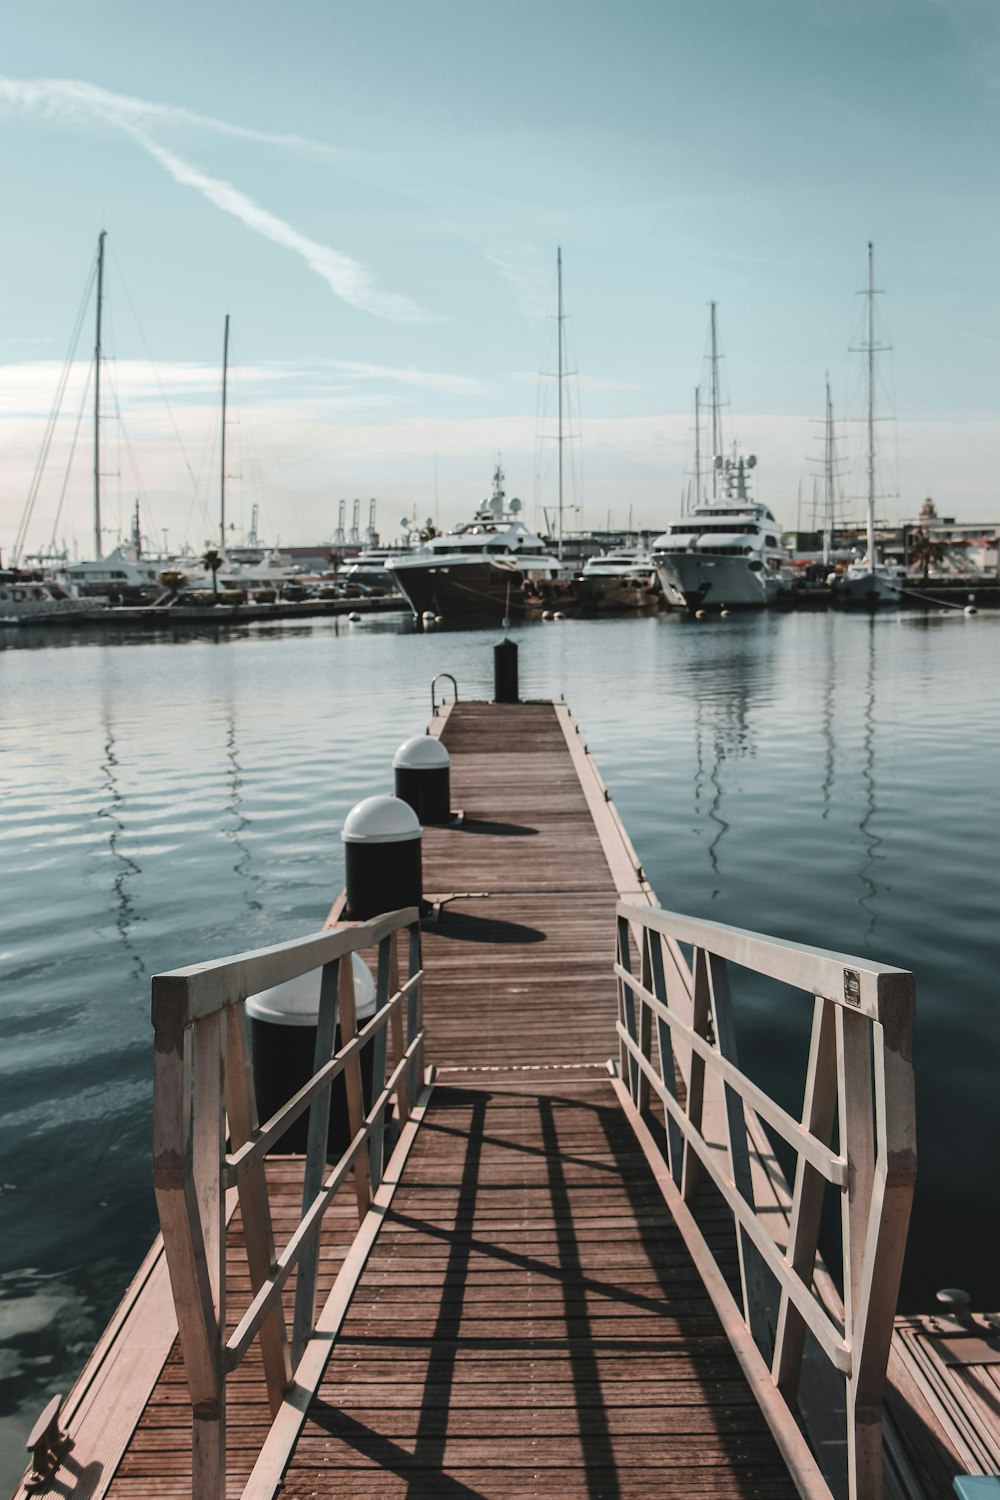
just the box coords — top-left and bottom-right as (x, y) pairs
(11, 695), (994, 1500)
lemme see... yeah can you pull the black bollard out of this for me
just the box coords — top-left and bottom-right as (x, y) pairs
(494, 636), (519, 703)
(393, 735), (452, 824)
(245, 952), (376, 1156)
(342, 794), (423, 920)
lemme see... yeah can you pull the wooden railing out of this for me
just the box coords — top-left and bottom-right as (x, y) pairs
(151, 908), (425, 1500)
(614, 899), (916, 1500)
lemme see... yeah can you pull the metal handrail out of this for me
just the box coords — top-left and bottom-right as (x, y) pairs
(431, 672), (458, 715)
(614, 899), (916, 1500)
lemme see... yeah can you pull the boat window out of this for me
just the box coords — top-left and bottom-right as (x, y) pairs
(765, 536), (777, 547)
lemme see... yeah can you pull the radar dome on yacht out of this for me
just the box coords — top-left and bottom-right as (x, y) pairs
(747, 455), (757, 468)
(510, 498), (522, 513)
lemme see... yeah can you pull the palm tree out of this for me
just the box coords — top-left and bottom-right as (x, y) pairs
(327, 551), (344, 580)
(201, 548), (223, 598)
(908, 527), (945, 582)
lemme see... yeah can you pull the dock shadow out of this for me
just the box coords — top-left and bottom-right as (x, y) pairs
(434, 909), (546, 945)
(456, 818), (538, 837)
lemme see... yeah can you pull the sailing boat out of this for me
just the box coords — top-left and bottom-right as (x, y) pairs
(835, 243), (904, 609)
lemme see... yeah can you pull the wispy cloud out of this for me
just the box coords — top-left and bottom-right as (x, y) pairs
(0, 76), (434, 324)
(483, 247), (553, 320)
(509, 370), (646, 393)
(0, 77), (361, 164)
(329, 360), (485, 395)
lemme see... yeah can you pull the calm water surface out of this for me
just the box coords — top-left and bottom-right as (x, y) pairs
(1, 608), (998, 1482)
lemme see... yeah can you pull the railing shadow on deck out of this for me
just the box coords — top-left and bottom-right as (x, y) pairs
(150, 907), (426, 1500)
(613, 899), (916, 1500)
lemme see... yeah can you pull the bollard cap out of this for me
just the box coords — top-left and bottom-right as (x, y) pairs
(245, 947), (377, 1025)
(392, 734), (451, 771)
(342, 793), (422, 845)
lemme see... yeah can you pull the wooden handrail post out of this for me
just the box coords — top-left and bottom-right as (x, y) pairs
(648, 931), (684, 1186)
(681, 948), (710, 1205)
(368, 936), (392, 1189)
(338, 954), (371, 1221)
(636, 930), (653, 1115)
(773, 997), (838, 1398)
(389, 930), (410, 1126)
(292, 956), (342, 1367)
(225, 1005), (291, 1414)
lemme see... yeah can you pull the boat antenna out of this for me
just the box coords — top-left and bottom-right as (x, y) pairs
(93, 230), (106, 560)
(220, 313), (230, 553)
(557, 246), (564, 564)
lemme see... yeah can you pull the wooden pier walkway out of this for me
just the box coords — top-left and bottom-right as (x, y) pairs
(13, 695), (988, 1500)
(278, 700), (798, 1496)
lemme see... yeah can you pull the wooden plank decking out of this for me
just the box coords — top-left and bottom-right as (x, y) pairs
(275, 700), (798, 1497)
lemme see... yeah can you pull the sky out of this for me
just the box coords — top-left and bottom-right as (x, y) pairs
(2, 0), (1000, 559)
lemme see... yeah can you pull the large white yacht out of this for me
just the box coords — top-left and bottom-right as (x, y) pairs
(387, 465), (562, 620)
(652, 453), (788, 612)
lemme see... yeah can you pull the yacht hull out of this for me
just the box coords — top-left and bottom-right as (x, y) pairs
(834, 569), (901, 610)
(655, 554), (784, 612)
(571, 575), (657, 612)
(388, 558), (536, 620)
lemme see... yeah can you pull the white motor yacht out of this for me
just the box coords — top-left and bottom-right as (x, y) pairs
(387, 465), (562, 620)
(652, 454), (788, 612)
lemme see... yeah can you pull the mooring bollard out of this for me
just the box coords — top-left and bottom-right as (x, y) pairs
(393, 735), (452, 824)
(494, 636), (519, 703)
(245, 950), (376, 1155)
(342, 794), (423, 920)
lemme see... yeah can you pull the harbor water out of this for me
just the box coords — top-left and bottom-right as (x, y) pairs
(1, 608), (998, 1484)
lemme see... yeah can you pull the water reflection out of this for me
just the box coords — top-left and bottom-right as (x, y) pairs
(97, 719), (144, 979)
(685, 635), (770, 896)
(692, 695), (730, 895)
(820, 617), (836, 821)
(224, 711), (262, 914)
(857, 619), (881, 938)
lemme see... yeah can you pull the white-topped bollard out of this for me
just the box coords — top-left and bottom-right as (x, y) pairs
(342, 794), (423, 920)
(393, 735), (451, 824)
(246, 950), (376, 1155)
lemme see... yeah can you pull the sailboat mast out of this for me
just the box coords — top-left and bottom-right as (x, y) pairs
(865, 243), (877, 567)
(220, 313), (230, 553)
(556, 246), (564, 563)
(693, 384), (702, 515)
(709, 302), (722, 498)
(823, 374), (834, 568)
(93, 230), (106, 560)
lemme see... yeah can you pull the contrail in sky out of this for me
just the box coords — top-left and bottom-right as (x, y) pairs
(0, 76), (433, 323)
(134, 132), (429, 323)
